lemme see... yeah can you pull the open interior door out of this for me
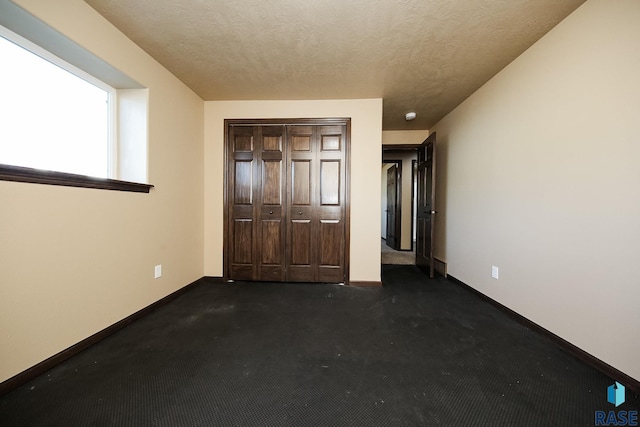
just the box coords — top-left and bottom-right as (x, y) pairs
(385, 164), (401, 250)
(416, 133), (436, 278)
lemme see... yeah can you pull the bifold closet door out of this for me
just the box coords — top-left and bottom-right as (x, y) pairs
(228, 125), (286, 281)
(226, 120), (347, 283)
(286, 125), (346, 283)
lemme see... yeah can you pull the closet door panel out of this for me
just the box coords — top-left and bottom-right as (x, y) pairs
(256, 126), (286, 281)
(287, 126), (315, 282)
(320, 160), (340, 206)
(228, 126), (257, 280)
(258, 219), (283, 281)
(234, 161), (253, 204)
(287, 219), (312, 282)
(263, 135), (282, 151)
(319, 220), (342, 265)
(315, 125), (346, 282)
(291, 131), (312, 152)
(319, 219), (343, 282)
(320, 134), (341, 151)
(262, 160), (282, 206)
(290, 220), (311, 265)
(233, 219), (252, 258)
(291, 160), (311, 206)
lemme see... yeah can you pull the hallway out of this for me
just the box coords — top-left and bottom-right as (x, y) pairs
(381, 238), (415, 265)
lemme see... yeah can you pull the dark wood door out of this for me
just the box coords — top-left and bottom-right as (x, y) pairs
(228, 125), (286, 281)
(385, 165), (401, 250)
(286, 125), (314, 281)
(226, 119), (348, 283)
(287, 124), (346, 282)
(416, 132), (436, 278)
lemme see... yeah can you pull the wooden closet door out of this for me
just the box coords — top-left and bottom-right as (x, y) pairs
(228, 125), (255, 280)
(286, 125), (314, 281)
(257, 126), (286, 281)
(286, 125), (346, 282)
(228, 125), (286, 281)
(315, 125), (347, 282)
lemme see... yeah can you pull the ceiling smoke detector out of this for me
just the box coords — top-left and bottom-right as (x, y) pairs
(405, 112), (417, 121)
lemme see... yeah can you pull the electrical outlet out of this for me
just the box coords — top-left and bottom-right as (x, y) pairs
(491, 265), (499, 280)
(154, 265), (162, 279)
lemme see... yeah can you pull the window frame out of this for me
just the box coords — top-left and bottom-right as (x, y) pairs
(0, 163), (153, 193)
(0, 3), (152, 193)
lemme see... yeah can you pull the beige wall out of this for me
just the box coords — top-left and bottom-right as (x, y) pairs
(204, 99), (383, 282)
(432, 0), (640, 381)
(0, 0), (204, 382)
(382, 130), (430, 146)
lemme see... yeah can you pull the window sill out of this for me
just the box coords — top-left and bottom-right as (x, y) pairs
(0, 164), (153, 193)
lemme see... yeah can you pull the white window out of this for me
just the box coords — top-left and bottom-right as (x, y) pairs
(0, 1), (150, 192)
(0, 29), (114, 179)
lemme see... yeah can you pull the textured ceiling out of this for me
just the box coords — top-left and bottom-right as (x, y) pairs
(85, 0), (584, 130)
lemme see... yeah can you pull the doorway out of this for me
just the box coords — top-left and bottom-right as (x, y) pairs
(381, 147), (418, 264)
(381, 135), (438, 275)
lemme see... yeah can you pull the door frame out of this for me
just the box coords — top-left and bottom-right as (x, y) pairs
(382, 146), (419, 252)
(223, 118), (351, 284)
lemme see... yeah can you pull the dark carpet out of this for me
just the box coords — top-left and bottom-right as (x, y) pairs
(1, 265), (638, 426)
